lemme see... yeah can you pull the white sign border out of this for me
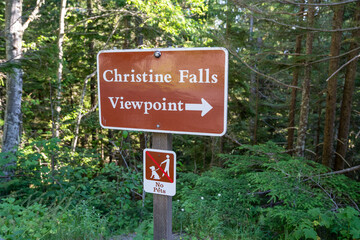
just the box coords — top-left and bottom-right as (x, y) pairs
(97, 47), (229, 137)
(143, 148), (176, 196)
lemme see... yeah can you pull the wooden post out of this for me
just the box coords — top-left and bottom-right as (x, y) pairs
(152, 133), (173, 240)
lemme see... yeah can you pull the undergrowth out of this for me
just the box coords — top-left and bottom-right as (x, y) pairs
(173, 142), (360, 239)
(1, 140), (359, 239)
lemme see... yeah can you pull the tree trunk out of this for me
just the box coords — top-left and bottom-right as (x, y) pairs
(315, 100), (322, 160)
(86, 0), (98, 150)
(50, 0), (67, 174)
(249, 16), (256, 144)
(287, 3), (304, 155)
(87, 0), (96, 108)
(122, 17), (130, 49)
(322, 4), (344, 168)
(287, 34), (303, 155)
(2, 0), (23, 164)
(71, 71), (96, 152)
(55, 0), (67, 139)
(249, 15), (262, 145)
(140, 133), (146, 150)
(296, 1), (315, 157)
(0, 84), (5, 138)
(334, 2), (360, 170)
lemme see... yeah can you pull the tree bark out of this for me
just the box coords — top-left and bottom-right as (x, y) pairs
(322, 3), (344, 167)
(296, 1), (315, 157)
(2, 0), (23, 160)
(88, 0), (96, 109)
(249, 15), (262, 145)
(71, 71), (96, 152)
(287, 4), (304, 155)
(287, 34), (303, 155)
(249, 16), (256, 145)
(55, 0), (67, 139)
(0, 0), (25, 177)
(122, 17), (130, 49)
(86, 0), (98, 150)
(334, 2), (360, 170)
(1, 0), (43, 176)
(315, 100), (322, 160)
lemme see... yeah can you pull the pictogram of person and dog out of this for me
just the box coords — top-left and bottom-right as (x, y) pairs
(149, 154), (171, 180)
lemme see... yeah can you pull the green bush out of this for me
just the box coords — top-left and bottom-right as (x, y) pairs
(0, 138), (150, 238)
(0, 198), (108, 240)
(173, 142), (360, 239)
(1, 140), (359, 239)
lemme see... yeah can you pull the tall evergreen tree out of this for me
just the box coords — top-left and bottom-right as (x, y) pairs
(296, 0), (315, 157)
(334, 1), (360, 170)
(322, 2), (344, 168)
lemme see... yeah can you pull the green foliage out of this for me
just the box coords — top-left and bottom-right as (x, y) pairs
(128, 0), (207, 45)
(172, 142), (360, 239)
(174, 168), (265, 239)
(0, 198), (108, 240)
(0, 138), (149, 238)
(1, 139), (359, 239)
(1, 0), (360, 238)
(132, 219), (154, 240)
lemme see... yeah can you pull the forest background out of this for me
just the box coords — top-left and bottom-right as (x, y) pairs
(0, 0), (360, 239)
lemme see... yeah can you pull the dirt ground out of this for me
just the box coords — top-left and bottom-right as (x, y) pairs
(109, 233), (190, 240)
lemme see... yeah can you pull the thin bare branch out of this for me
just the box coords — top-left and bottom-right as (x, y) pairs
(82, 102), (98, 118)
(277, 0), (358, 6)
(229, 48), (301, 89)
(239, 0), (358, 7)
(321, 165), (360, 177)
(131, 189), (143, 198)
(225, 134), (243, 146)
(334, 151), (351, 167)
(310, 46), (360, 65)
(310, 178), (339, 210)
(356, 130), (360, 139)
(325, 54), (360, 82)
(71, 71), (97, 152)
(66, 13), (114, 32)
(109, 140), (130, 171)
(256, 16), (360, 32)
(22, 0), (45, 31)
(66, 10), (145, 33)
(103, 17), (122, 48)
(348, 197), (360, 212)
(305, 148), (316, 156)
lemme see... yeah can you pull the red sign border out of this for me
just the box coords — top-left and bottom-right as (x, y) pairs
(143, 148), (176, 196)
(97, 47), (229, 136)
(146, 151), (173, 183)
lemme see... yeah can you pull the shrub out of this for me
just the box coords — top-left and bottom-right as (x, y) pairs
(173, 142), (360, 239)
(0, 198), (108, 240)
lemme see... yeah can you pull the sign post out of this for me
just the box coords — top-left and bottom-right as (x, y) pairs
(152, 133), (173, 240)
(97, 47), (228, 240)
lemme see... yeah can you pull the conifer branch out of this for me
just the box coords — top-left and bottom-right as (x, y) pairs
(229, 48), (301, 89)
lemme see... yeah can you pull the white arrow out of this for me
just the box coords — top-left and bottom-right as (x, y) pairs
(185, 98), (213, 117)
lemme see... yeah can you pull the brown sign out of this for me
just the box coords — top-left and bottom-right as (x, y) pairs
(97, 48), (228, 136)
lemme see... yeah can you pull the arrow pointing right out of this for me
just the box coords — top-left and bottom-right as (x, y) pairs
(185, 98), (213, 117)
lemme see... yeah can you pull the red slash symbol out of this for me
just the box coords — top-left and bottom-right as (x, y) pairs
(146, 151), (173, 183)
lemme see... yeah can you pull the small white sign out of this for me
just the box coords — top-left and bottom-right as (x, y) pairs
(143, 148), (176, 196)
